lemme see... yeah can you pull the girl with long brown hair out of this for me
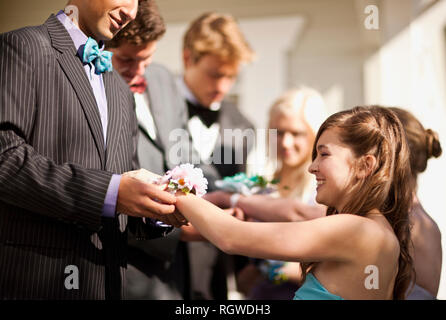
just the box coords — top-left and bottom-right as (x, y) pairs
(174, 106), (415, 299)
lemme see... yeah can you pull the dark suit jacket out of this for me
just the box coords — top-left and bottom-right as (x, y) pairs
(127, 63), (212, 299)
(0, 15), (138, 299)
(209, 99), (255, 184)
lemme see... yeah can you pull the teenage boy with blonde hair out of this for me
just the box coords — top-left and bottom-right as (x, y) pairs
(177, 12), (255, 299)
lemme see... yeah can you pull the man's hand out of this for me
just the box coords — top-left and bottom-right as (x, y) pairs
(122, 168), (162, 184)
(117, 169), (188, 227)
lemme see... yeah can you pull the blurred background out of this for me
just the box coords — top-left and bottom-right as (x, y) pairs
(1, 0), (445, 299)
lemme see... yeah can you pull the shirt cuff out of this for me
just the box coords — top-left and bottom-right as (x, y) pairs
(102, 174), (122, 218)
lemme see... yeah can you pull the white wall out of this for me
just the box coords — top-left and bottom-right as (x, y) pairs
(364, 0), (446, 299)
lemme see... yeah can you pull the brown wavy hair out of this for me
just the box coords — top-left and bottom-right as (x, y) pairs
(301, 106), (415, 299)
(389, 107), (442, 183)
(106, 0), (166, 48)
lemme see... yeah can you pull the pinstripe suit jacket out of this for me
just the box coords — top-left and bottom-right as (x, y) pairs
(0, 14), (138, 299)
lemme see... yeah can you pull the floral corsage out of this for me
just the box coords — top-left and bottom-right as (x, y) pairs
(157, 163), (208, 197)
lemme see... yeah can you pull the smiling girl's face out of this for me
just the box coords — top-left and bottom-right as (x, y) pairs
(308, 127), (357, 212)
(272, 112), (314, 169)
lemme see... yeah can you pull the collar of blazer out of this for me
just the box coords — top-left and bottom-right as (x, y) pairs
(46, 14), (78, 55)
(45, 14), (126, 169)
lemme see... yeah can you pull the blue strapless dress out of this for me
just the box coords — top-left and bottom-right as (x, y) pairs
(293, 273), (344, 300)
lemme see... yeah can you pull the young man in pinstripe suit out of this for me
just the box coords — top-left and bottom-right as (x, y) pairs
(0, 0), (186, 299)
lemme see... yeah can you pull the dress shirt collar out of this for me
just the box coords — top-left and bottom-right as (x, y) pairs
(56, 10), (105, 60)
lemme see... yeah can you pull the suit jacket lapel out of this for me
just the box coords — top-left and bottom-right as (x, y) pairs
(145, 83), (166, 151)
(103, 72), (123, 167)
(46, 14), (106, 167)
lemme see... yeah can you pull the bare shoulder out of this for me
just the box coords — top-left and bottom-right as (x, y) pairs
(294, 213), (398, 264)
(411, 204), (442, 248)
(319, 213), (378, 230)
(411, 204), (441, 236)
(312, 213), (391, 247)
(364, 214), (400, 259)
(328, 213), (399, 253)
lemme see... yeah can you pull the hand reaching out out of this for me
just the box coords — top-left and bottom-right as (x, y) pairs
(117, 169), (188, 228)
(223, 207), (245, 221)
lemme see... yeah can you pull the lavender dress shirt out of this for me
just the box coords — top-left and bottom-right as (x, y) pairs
(56, 11), (121, 218)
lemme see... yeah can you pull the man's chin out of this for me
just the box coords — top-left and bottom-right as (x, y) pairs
(103, 32), (116, 41)
(195, 98), (210, 107)
(94, 27), (115, 42)
(203, 98), (222, 107)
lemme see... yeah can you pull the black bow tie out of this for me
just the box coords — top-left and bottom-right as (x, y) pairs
(186, 100), (220, 128)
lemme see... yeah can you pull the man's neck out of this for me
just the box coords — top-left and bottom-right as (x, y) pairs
(178, 76), (205, 107)
(63, 5), (96, 40)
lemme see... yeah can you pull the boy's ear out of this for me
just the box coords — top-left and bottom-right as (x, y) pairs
(183, 49), (193, 68)
(356, 155), (377, 179)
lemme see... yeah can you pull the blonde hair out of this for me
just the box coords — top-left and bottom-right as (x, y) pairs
(183, 12), (255, 64)
(268, 87), (327, 135)
(267, 87), (327, 200)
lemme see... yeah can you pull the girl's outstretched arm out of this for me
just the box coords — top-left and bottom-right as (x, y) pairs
(176, 193), (377, 263)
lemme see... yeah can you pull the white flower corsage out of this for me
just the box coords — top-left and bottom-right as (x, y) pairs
(157, 164), (208, 197)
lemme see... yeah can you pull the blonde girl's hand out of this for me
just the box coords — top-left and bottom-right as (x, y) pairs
(223, 207), (245, 221)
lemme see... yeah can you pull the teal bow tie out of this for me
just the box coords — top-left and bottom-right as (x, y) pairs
(81, 37), (113, 75)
